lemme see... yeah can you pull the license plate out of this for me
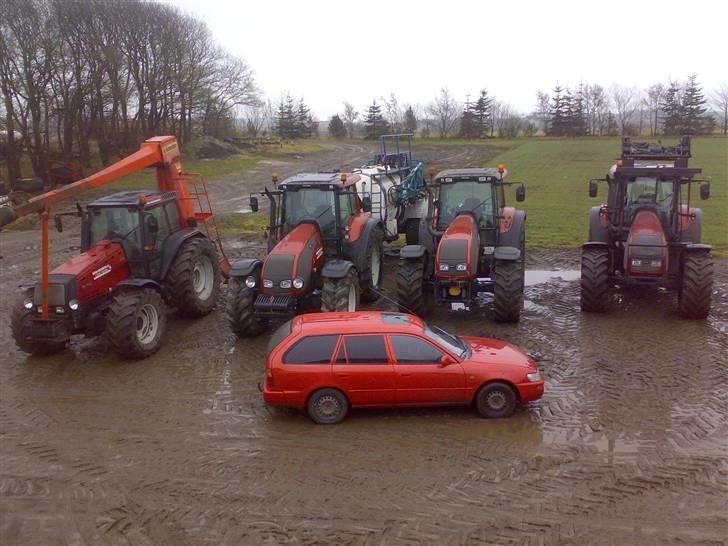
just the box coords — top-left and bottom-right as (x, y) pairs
(450, 302), (466, 311)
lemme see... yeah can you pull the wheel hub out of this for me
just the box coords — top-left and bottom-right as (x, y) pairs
(316, 395), (340, 418)
(486, 391), (506, 410)
(192, 256), (214, 299)
(347, 284), (356, 312)
(136, 303), (159, 345)
(371, 248), (381, 286)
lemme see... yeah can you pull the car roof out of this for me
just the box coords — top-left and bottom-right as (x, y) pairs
(279, 172), (361, 190)
(435, 168), (503, 182)
(293, 311), (425, 335)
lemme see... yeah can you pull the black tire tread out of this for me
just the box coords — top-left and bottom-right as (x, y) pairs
(493, 259), (523, 323)
(397, 258), (426, 316)
(228, 281), (267, 337)
(678, 252), (713, 319)
(321, 270), (359, 312)
(580, 247), (610, 312)
(475, 382), (517, 419)
(105, 288), (166, 360)
(359, 226), (384, 303)
(164, 237), (221, 317)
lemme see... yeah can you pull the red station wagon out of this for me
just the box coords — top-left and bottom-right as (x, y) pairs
(262, 312), (544, 424)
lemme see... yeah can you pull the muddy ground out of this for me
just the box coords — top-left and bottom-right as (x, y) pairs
(1, 143), (727, 545)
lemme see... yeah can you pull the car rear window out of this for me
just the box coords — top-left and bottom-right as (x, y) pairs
(342, 335), (389, 364)
(390, 335), (443, 364)
(283, 335), (339, 364)
(267, 320), (293, 356)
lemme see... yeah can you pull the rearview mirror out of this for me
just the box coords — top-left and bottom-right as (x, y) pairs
(589, 180), (598, 198)
(700, 183), (710, 200)
(361, 195), (372, 213)
(516, 184), (526, 202)
(440, 354), (456, 366)
(250, 196), (259, 212)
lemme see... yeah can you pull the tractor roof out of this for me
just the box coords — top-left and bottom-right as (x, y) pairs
(89, 189), (173, 207)
(279, 172), (360, 190)
(435, 168), (504, 182)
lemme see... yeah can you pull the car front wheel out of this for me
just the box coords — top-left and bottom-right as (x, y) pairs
(475, 382), (517, 418)
(307, 388), (349, 424)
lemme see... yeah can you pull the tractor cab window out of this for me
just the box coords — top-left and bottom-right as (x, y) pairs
(89, 207), (142, 257)
(438, 181), (495, 230)
(624, 176), (674, 222)
(284, 188), (337, 236)
(338, 189), (356, 227)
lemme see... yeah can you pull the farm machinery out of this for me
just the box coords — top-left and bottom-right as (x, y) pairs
(227, 171), (384, 336)
(581, 136), (713, 318)
(0, 136), (229, 358)
(353, 134), (428, 244)
(1, 159), (85, 207)
(397, 166), (527, 322)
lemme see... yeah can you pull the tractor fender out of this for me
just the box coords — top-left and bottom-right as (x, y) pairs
(588, 206), (609, 243)
(582, 241), (609, 250)
(683, 243), (712, 254)
(400, 244), (426, 260)
(679, 208), (702, 244)
(321, 259), (355, 279)
(346, 218), (383, 272)
(159, 228), (205, 279)
(229, 258), (262, 278)
(115, 278), (163, 292)
(493, 246), (521, 261)
(496, 210), (526, 247)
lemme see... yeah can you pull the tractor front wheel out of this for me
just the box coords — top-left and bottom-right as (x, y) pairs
(10, 295), (66, 356)
(321, 270), (360, 312)
(106, 288), (167, 359)
(678, 252), (713, 319)
(228, 280), (267, 337)
(359, 226), (384, 303)
(165, 237), (221, 317)
(493, 259), (524, 323)
(580, 246), (611, 312)
(397, 257), (427, 316)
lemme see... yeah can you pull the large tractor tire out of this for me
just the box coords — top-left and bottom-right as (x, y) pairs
(165, 237), (221, 317)
(397, 257), (427, 316)
(321, 270), (360, 312)
(10, 295), (66, 356)
(359, 226), (384, 303)
(678, 252), (713, 319)
(405, 219), (420, 246)
(228, 280), (267, 337)
(493, 259), (524, 323)
(580, 246), (611, 312)
(106, 288), (166, 359)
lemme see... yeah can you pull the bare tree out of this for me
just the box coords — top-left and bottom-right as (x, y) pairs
(535, 90), (550, 134)
(493, 102), (522, 138)
(382, 92), (402, 133)
(342, 101), (358, 139)
(644, 84), (665, 136)
(427, 88), (459, 139)
(611, 84), (638, 135)
(711, 83), (728, 135)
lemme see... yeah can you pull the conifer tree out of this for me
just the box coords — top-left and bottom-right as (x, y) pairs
(661, 81), (682, 135)
(404, 106), (417, 135)
(364, 101), (389, 139)
(328, 114), (346, 138)
(681, 74), (709, 135)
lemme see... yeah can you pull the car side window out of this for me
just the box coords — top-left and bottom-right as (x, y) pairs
(390, 335), (443, 364)
(342, 335), (389, 364)
(283, 335), (339, 364)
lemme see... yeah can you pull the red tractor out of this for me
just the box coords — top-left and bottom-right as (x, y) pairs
(397, 167), (527, 322)
(0, 136), (229, 358)
(227, 172), (384, 336)
(581, 136), (713, 318)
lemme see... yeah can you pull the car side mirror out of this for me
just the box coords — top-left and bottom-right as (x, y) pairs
(250, 196), (259, 212)
(700, 183), (710, 200)
(440, 354), (456, 367)
(589, 180), (598, 198)
(361, 195), (372, 213)
(516, 184), (526, 202)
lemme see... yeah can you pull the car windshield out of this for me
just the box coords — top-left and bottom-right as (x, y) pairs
(89, 206), (141, 247)
(423, 322), (470, 358)
(284, 188), (337, 236)
(624, 176), (674, 221)
(438, 181), (494, 230)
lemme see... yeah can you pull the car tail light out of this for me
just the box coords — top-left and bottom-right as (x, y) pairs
(266, 368), (274, 387)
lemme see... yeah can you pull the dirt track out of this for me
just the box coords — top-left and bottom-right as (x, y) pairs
(1, 142), (727, 545)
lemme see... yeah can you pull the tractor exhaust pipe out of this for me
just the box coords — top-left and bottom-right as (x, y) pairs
(0, 206), (17, 228)
(425, 187), (444, 237)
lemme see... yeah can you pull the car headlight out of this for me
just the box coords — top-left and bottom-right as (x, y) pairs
(439, 263), (449, 271)
(527, 371), (542, 382)
(263, 279), (273, 288)
(245, 276), (257, 288)
(456, 263), (467, 271)
(280, 279), (292, 289)
(293, 277), (304, 289)
(23, 298), (33, 310)
(69, 299), (80, 310)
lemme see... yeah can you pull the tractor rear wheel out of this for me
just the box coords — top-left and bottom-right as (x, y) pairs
(321, 270), (360, 312)
(397, 257), (428, 316)
(165, 237), (221, 317)
(580, 246), (611, 312)
(359, 226), (384, 303)
(493, 259), (524, 323)
(106, 288), (166, 359)
(678, 252), (713, 319)
(10, 295), (66, 356)
(228, 280), (267, 337)
(405, 218), (420, 245)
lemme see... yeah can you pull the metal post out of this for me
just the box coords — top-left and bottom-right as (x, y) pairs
(40, 209), (49, 319)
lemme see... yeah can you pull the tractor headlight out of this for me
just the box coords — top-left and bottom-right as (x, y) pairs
(527, 371), (543, 382)
(24, 298), (34, 310)
(69, 299), (80, 310)
(263, 279), (273, 288)
(292, 277), (304, 289)
(456, 263), (467, 271)
(439, 263), (450, 271)
(650, 259), (662, 268)
(245, 276), (257, 288)
(631, 259), (642, 267)
(280, 280), (292, 289)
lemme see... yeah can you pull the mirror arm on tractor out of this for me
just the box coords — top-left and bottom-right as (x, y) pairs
(53, 206), (83, 233)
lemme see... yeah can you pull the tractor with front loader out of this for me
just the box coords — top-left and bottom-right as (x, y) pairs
(227, 171), (384, 336)
(0, 136), (228, 359)
(581, 136), (713, 318)
(397, 166), (527, 322)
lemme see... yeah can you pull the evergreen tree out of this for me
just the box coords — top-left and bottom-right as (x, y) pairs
(364, 101), (389, 139)
(570, 85), (588, 136)
(328, 114), (346, 138)
(295, 99), (314, 138)
(661, 81), (682, 135)
(404, 106), (417, 134)
(458, 97), (478, 139)
(548, 85), (566, 136)
(276, 94), (297, 139)
(471, 89), (493, 138)
(681, 74), (709, 135)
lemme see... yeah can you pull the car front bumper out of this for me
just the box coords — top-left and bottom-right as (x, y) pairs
(516, 380), (545, 403)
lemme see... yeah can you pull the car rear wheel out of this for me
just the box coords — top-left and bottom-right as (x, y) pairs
(475, 382), (517, 418)
(307, 388), (349, 424)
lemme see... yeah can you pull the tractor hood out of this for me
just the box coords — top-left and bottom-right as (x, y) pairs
(262, 222), (324, 294)
(436, 214), (480, 280)
(626, 210), (668, 276)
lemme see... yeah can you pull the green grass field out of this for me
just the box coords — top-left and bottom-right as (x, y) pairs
(416, 137), (727, 254)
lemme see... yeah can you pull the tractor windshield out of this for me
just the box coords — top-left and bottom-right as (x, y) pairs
(438, 181), (495, 230)
(624, 176), (675, 222)
(284, 188), (337, 236)
(89, 207), (141, 249)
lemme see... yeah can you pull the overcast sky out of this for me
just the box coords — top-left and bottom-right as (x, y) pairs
(168, 0), (727, 120)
